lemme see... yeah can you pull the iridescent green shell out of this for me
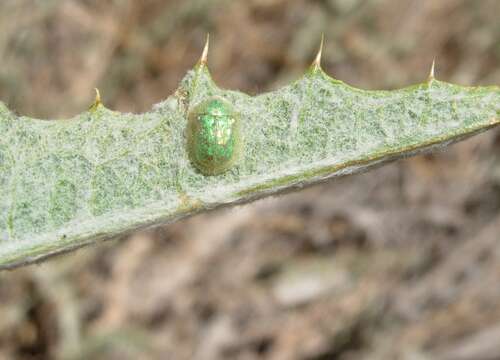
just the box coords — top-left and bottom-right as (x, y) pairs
(187, 97), (242, 175)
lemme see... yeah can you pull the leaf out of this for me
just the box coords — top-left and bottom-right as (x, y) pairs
(0, 59), (498, 270)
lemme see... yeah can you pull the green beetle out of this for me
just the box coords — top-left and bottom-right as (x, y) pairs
(187, 97), (242, 175)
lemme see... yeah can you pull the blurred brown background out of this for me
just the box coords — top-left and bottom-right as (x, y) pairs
(0, 0), (499, 359)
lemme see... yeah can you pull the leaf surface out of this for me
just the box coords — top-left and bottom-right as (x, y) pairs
(0, 64), (498, 269)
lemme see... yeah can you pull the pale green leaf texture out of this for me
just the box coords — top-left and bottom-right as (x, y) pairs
(0, 65), (499, 269)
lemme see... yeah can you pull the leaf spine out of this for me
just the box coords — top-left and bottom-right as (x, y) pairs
(311, 34), (325, 71)
(428, 58), (436, 82)
(198, 33), (210, 66)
